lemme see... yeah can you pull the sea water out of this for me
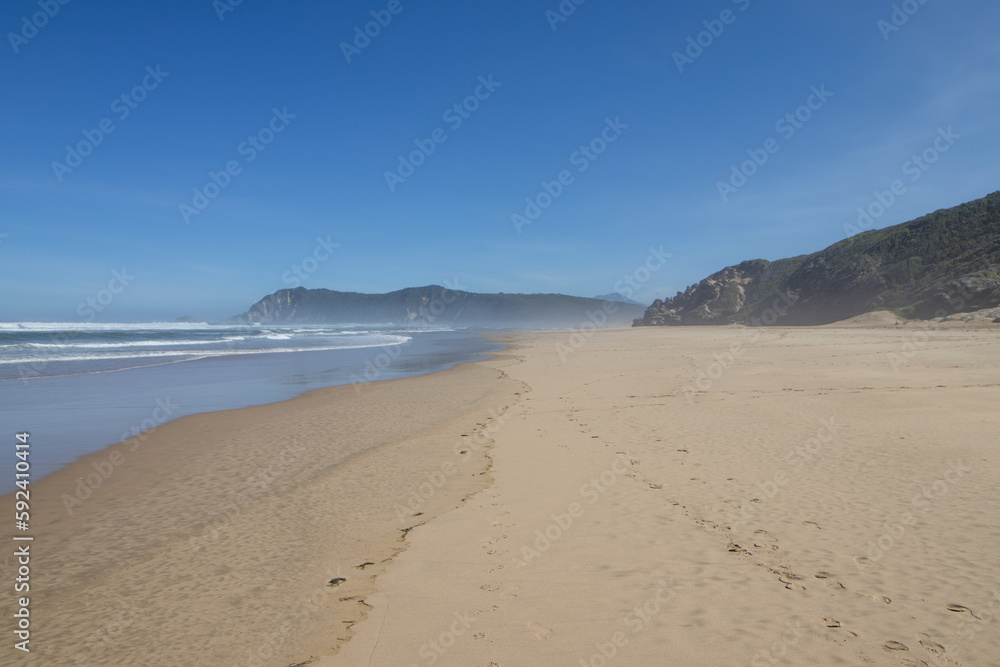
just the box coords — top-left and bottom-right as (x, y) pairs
(0, 322), (499, 493)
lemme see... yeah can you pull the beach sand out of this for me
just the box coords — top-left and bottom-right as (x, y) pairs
(330, 326), (1000, 667)
(4, 326), (999, 666)
(2, 360), (522, 666)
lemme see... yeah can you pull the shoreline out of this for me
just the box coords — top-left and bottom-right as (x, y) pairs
(2, 346), (523, 665)
(0, 329), (501, 494)
(4, 325), (999, 665)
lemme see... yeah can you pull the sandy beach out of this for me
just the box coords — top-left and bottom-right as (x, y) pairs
(2, 360), (521, 666)
(5, 325), (1000, 666)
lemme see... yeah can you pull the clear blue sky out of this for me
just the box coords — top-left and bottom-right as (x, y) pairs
(2, 0), (997, 321)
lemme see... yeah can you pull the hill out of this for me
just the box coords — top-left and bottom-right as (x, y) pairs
(594, 292), (645, 306)
(635, 191), (1000, 326)
(227, 286), (644, 328)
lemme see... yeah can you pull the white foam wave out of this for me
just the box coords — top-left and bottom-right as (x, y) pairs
(0, 335), (412, 366)
(0, 322), (222, 332)
(25, 339), (219, 349)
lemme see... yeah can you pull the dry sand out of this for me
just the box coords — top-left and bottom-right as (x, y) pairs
(3, 326), (999, 666)
(331, 326), (1000, 667)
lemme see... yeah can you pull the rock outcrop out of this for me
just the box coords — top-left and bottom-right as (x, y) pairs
(635, 191), (1000, 326)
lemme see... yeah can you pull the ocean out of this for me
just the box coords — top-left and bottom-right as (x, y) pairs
(0, 322), (500, 493)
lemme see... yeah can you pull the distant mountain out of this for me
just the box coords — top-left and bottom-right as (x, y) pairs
(594, 292), (644, 306)
(174, 315), (204, 323)
(228, 285), (645, 328)
(635, 191), (1000, 326)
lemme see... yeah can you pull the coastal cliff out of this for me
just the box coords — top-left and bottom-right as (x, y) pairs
(636, 191), (1000, 326)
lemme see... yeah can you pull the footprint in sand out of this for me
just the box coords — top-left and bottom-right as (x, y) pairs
(779, 576), (805, 591)
(528, 621), (553, 640)
(753, 530), (780, 551)
(500, 586), (520, 599)
(802, 521), (821, 529)
(917, 634), (946, 654)
(727, 542), (750, 555)
(900, 659), (929, 667)
(823, 617), (841, 628)
(883, 640), (909, 651)
(813, 571), (847, 591)
(946, 603), (981, 619)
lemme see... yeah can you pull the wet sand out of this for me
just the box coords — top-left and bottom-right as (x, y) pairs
(1, 359), (521, 666)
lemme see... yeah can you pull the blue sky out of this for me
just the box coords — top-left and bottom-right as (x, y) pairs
(1, 0), (998, 322)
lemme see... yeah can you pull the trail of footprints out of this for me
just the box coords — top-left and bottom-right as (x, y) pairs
(670, 482), (972, 664)
(564, 403), (975, 665)
(482, 403), (973, 664)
